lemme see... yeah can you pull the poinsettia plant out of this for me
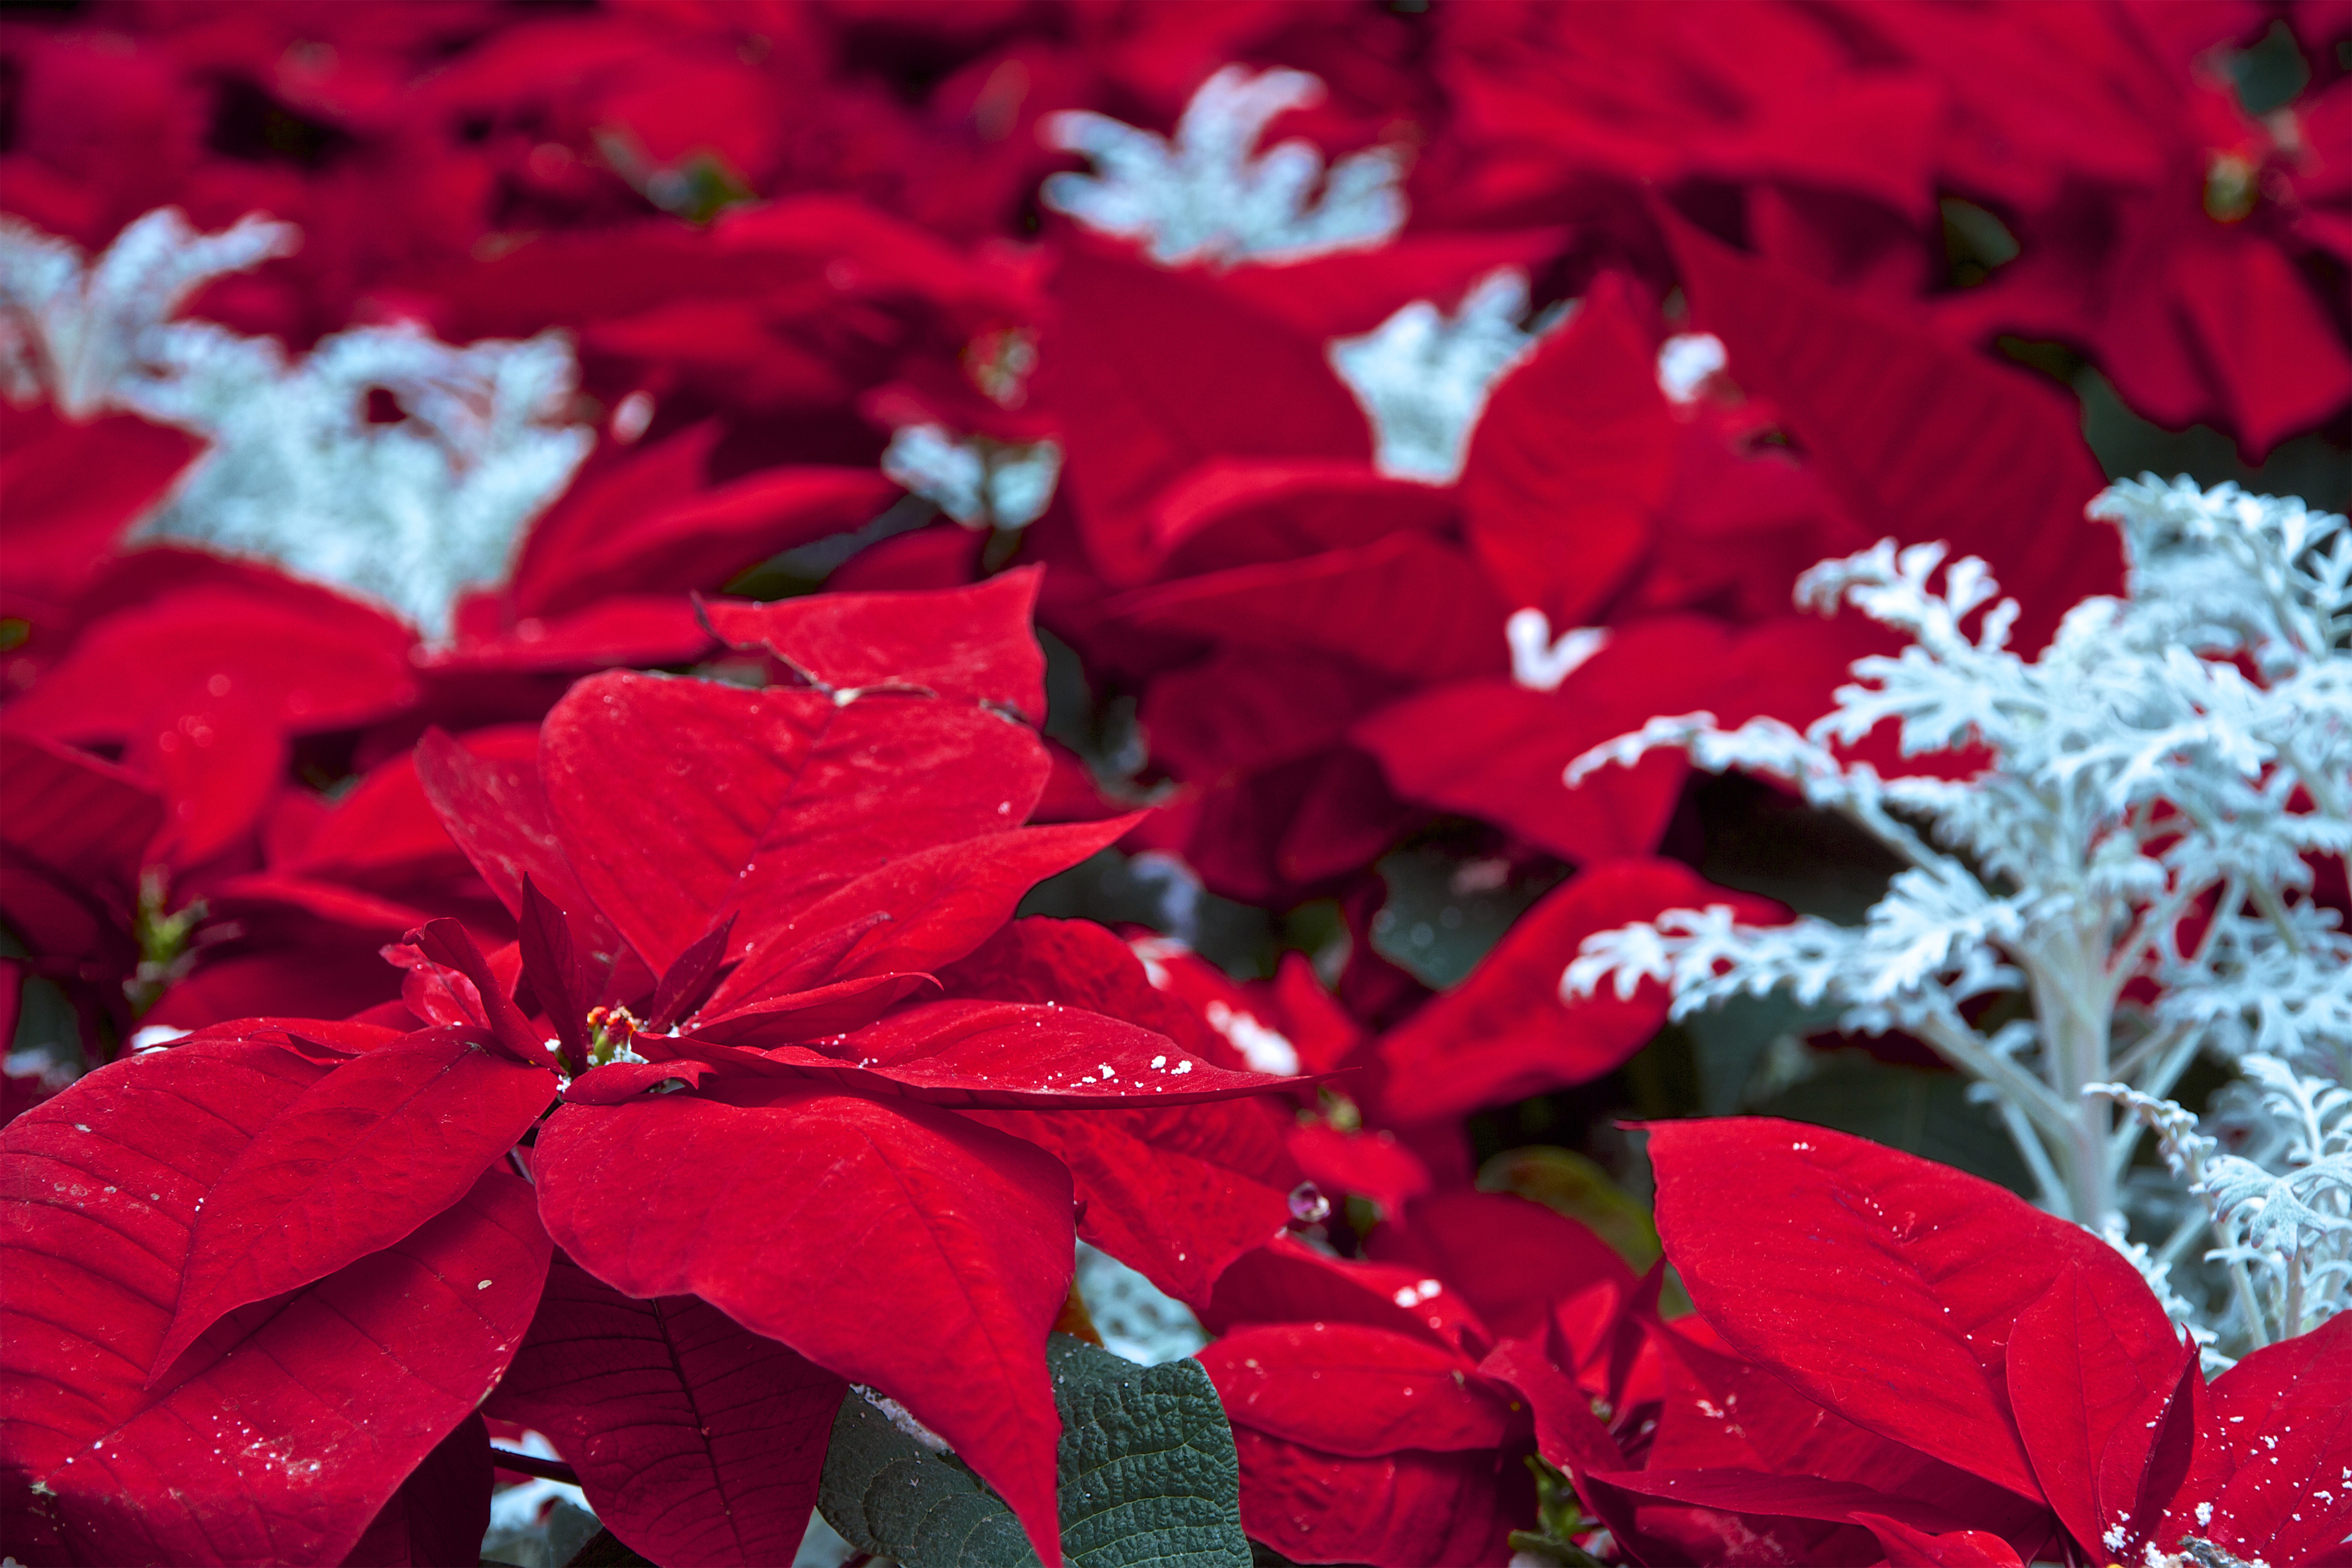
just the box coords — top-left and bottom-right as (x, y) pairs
(2, 573), (1316, 1567)
(4, 5), (2352, 1566)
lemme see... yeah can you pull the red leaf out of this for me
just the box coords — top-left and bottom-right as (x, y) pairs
(408, 918), (551, 1064)
(701, 568), (1049, 721)
(484, 1253), (846, 1568)
(127, 678), (287, 869)
(340, 1414), (492, 1568)
(1201, 1233), (1491, 1357)
(417, 596), (716, 675)
(3, 1043), (547, 1565)
(0, 730), (161, 888)
(2004, 1262), (2188, 1558)
(539, 673), (1049, 974)
(1039, 242), (1373, 587)
(1461, 276), (1672, 627)
(148, 1025), (553, 1379)
(530, 465), (898, 617)
(1101, 529), (1509, 683)
(0, 406), (197, 606)
(761, 997), (1291, 1107)
(1648, 1117), (2168, 1501)
(1201, 1322), (1508, 1455)
(6, 575), (418, 744)
(1142, 459), (1455, 578)
(1852, 1513), (2027, 1568)
(704, 815), (1141, 1012)
(965, 1102), (1294, 1306)
(1590, 1468), (1972, 1534)
(1375, 860), (1770, 1121)
(2187, 1312), (2352, 1566)
(1664, 214), (2120, 651)
(2093, 1343), (2205, 1562)
(520, 878), (592, 1070)
(1228, 1427), (1521, 1568)
(937, 919), (1298, 1301)
(532, 1086), (1074, 1568)
(1476, 1337), (1626, 1476)
(413, 729), (633, 979)
(1366, 1190), (1634, 1341)
(1352, 617), (1734, 865)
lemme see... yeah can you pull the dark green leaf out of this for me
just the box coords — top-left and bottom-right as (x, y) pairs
(818, 1333), (1250, 1568)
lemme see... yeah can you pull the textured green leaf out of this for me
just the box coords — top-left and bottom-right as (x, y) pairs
(818, 1333), (1249, 1568)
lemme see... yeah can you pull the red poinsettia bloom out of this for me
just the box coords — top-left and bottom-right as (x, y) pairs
(0, 575), (1310, 1568)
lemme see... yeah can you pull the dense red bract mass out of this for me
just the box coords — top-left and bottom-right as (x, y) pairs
(3, 2), (2348, 1565)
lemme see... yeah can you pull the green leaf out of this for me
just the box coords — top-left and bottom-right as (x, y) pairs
(818, 1333), (1250, 1568)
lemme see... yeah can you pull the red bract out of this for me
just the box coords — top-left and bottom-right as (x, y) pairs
(2, 577), (1310, 1567)
(1513, 1118), (2352, 1567)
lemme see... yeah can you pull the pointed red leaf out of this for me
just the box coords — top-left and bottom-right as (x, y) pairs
(1852, 1513), (2027, 1568)
(1228, 1428), (1520, 1568)
(647, 913), (736, 1032)
(2186, 1312), (2352, 1566)
(1352, 617), (1733, 867)
(539, 673), (1049, 973)
(965, 1102), (1295, 1306)
(409, 918), (549, 1063)
(341, 1415), (492, 1568)
(1366, 1190), (1634, 1341)
(534, 465), (897, 616)
(148, 1024), (554, 1378)
(1591, 1468), (1972, 1534)
(127, 677), (287, 870)
(1202, 1322), (1508, 1455)
(2005, 1262), (2187, 1558)
(2094, 1342), (2204, 1562)
(1476, 1338), (1626, 1476)
(3, 1043), (547, 1566)
(1462, 277), (1672, 627)
(532, 1086), (1074, 1568)
(1101, 530), (1509, 683)
(519, 877), (591, 1070)
(484, 1252), (847, 1568)
(1664, 214), (2120, 650)
(1040, 243), (1373, 587)
(704, 815), (1142, 1012)
(413, 729), (635, 979)
(701, 568), (1048, 721)
(1200, 1233), (1491, 1356)
(1648, 1118), (2167, 1501)
(0, 730), (163, 888)
(1375, 860), (1771, 1121)
(763, 997), (1292, 1107)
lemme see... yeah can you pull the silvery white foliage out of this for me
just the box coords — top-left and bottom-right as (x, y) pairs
(1654, 331), (1727, 404)
(1565, 481), (2352, 1239)
(1074, 1242), (1208, 1366)
(136, 323), (592, 636)
(1505, 608), (1608, 692)
(0, 207), (298, 419)
(0, 208), (593, 638)
(1040, 66), (1406, 267)
(880, 423), (1062, 531)
(2097, 1056), (2350, 1356)
(1328, 267), (1572, 484)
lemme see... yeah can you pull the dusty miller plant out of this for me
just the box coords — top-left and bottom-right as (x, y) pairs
(0, 207), (591, 638)
(1564, 478), (2352, 1355)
